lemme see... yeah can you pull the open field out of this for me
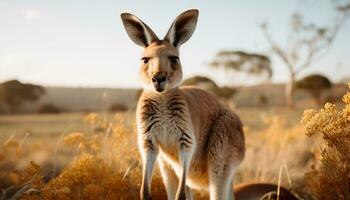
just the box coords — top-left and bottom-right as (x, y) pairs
(0, 83), (349, 200)
(0, 106), (318, 199)
(0, 107), (303, 139)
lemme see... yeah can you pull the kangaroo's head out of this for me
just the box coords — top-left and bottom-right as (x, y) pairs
(121, 9), (198, 93)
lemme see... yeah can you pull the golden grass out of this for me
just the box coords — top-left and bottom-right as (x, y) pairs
(237, 116), (314, 184)
(1, 113), (169, 199)
(3, 85), (350, 200)
(301, 84), (350, 200)
(0, 110), (314, 200)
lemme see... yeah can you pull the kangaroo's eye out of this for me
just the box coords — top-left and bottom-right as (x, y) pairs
(141, 57), (150, 64)
(169, 56), (179, 65)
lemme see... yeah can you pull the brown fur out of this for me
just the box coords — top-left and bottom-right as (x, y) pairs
(137, 86), (245, 189)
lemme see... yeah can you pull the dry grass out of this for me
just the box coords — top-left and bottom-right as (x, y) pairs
(237, 116), (314, 183)
(3, 93), (348, 199)
(301, 84), (350, 200)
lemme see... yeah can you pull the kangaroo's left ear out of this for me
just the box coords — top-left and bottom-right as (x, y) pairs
(164, 9), (199, 47)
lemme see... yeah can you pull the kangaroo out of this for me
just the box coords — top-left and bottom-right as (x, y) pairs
(121, 9), (245, 200)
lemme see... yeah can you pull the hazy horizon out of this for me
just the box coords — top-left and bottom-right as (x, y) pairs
(1, 0), (349, 88)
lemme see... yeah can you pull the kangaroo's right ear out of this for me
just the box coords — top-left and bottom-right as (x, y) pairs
(121, 13), (159, 47)
(164, 9), (199, 47)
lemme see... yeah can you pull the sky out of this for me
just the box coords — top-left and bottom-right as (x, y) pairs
(0, 0), (349, 88)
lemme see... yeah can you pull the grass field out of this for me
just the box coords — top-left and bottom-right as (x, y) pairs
(0, 106), (319, 199)
(0, 106), (306, 137)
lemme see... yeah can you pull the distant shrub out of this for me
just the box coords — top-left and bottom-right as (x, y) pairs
(302, 83), (350, 200)
(37, 104), (62, 114)
(182, 75), (218, 89)
(296, 74), (332, 105)
(257, 93), (269, 106)
(215, 86), (237, 100)
(0, 80), (45, 113)
(109, 103), (128, 112)
(182, 75), (237, 101)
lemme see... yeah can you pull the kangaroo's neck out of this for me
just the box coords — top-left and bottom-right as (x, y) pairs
(141, 87), (182, 102)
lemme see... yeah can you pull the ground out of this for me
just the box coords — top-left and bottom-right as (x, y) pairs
(0, 106), (318, 199)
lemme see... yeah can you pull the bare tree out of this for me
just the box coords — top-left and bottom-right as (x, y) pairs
(261, 1), (350, 107)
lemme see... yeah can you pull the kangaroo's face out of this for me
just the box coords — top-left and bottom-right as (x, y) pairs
(121, 9), (198, 93)
(139, 41), (181, 92)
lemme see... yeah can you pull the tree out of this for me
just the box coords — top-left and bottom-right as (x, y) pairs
(182, 75), (237, 100)
(209, 51), (272, 85)
(296, 74), (332, 105)
(260, 1), (349, 107)
(182, 76), (218, 90)
(0, 80), (46, 113)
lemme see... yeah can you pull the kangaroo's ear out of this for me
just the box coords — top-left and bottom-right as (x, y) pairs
(121, 13), (159, 47)
(164, 9), (199, 47)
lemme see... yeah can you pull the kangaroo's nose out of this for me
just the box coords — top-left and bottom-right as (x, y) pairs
(152, 73), (167, 84)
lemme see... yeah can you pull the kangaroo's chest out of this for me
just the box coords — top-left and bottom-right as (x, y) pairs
(137, 95), (191, 151)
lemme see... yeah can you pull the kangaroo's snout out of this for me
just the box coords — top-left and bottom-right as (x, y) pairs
(152, 73), (167, 83)
(152, 73), (167, 92)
